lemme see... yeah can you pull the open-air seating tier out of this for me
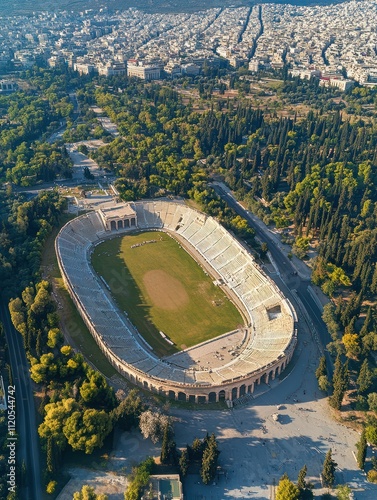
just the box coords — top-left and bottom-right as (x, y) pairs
(56, 201), (295, 391)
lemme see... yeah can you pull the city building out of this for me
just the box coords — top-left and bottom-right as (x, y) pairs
(127, 59), (161, 80)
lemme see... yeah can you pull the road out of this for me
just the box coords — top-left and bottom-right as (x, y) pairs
(0, 301), (42, 500)
(212, 182), (334, 377)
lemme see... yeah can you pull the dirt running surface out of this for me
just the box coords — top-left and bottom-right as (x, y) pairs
(143, 269), (189, 310)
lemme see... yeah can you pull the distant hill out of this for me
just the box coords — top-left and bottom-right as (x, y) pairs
(0, 0), (347, 16)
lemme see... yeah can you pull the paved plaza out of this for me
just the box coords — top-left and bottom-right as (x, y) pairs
(169, 322), (376, 499)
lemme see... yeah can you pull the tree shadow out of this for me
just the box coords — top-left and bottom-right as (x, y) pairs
(277, 414), (293, 425)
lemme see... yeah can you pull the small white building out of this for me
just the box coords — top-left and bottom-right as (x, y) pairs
(99, 204), (137, 231)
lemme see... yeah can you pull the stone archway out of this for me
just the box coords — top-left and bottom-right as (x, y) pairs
(208, 392), (217, 403)
(177, 392), (186, 402)
(168, 390), (176, 400)
(110, 220), (116, 230)
(219, 390), (225, 400)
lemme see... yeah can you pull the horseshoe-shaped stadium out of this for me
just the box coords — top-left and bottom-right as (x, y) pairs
(56, 200), (297, 403)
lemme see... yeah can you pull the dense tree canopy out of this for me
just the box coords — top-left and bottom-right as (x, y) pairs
(0, 190), (66, 299)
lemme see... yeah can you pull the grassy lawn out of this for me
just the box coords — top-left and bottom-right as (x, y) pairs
(92, 231), (243, 357)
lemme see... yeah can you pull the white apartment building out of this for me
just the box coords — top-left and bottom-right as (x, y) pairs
(127, 59), (161, 80)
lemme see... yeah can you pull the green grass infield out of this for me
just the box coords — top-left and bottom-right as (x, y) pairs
(91, 231), (243, 357)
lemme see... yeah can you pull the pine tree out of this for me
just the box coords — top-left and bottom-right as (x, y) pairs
(356, 429), (367, 469)
(321, 449), (337, 488)
(21, 460), (27, 488)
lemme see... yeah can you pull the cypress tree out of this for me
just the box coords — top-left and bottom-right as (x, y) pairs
(190, 437), (204, 461)
(371, 264), (377, 294)
(160, 424), (170, 464)
(315, 356), (327, 380)
(36, 330), (43, 357)
(321, 449), (337, 488)
(360, 307), (374, 337)
(297, 464), (307, 491)
(329, 357), (348, 410)
(356, 429), (367, 469)
(46, 436), (54, 474)
(200, 434), (219, 485)
(357, 359), (373, 394)
(179, 448), (189, 477)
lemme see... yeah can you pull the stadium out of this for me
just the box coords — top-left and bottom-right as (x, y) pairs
(55, 200), (297, 404)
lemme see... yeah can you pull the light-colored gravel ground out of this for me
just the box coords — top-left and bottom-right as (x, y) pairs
(169, 321), (376, 499)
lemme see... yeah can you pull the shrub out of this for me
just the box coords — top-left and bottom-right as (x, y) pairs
(46, 481), (57, 494)
(367, 469), (377, 483)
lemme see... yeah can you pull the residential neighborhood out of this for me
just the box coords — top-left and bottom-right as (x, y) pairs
(0, 1), (377, 84)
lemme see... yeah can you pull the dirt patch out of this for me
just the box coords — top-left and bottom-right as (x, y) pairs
(143, 270), (189, 311)
(56, 468), (127, 500)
